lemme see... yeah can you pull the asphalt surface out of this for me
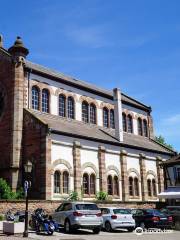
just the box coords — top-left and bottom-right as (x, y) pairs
(0, 229), (180, 240)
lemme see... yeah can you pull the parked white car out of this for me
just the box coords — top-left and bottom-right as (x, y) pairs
(52, 202), (103, 234)
(100, 207), (135, 232)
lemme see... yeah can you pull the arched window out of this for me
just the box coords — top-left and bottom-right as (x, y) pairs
(90, 104), (96, 124)
(67, 96), (75, 119)
(107, 175), (113, 195)
(134, 177), (139, 196)
(59, 94), (66, 117)
(129, 177), (133, 196)
(90, 174), (96, 195)
(82, 101), (89, 123)
(32, 86), (40, 110)
(54, 171), (60, 193)
(122, 113), (127, 132)
(83, 173), (89, 194)
(63, 171), (69, 194)
(147, 179), (152, 197)
(42, 89), (49, 113)
(103, 107), (109, 128)
(143, 119), (148, 137)
(127, 115), (133, 133)
(113, 176), (119, 195)
(152, 179), (157, 196)
(110, 109), (115, 129)
(138, 118), (143, 136)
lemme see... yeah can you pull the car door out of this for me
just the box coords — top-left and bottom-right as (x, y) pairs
(61, 203), (73, 225)
(101, 208), (110, 227)
(53, 203), (64, 224)
(133, 209), (144, 226)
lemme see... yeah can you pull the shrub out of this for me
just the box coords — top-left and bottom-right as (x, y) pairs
(96, 191), (108, 201)
(68, 191), (79, 201)
(0, 178), (24, 200)
(0, 215), (4, 221)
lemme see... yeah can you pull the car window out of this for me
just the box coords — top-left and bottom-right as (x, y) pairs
(64, 203), (72, 211)
(146, 209), (162, 215)
(113, 209), (131, 214)
(134, 210), (144, 216)
(56, 204), (64, 212)
(75, 204), (99, 210)
(101, 208), (110, 214)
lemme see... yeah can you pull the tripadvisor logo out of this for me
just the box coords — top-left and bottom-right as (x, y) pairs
(135, 227), (173, 235)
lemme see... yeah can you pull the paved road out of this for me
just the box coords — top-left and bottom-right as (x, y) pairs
(0, 229), (180, 240)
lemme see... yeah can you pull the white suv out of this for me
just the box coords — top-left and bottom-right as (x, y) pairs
(100, 207), (135, 232)
(52, 202), (103, 234)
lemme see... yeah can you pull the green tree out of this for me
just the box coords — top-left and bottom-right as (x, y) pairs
(0, 178), (24, 199)
(155, 135), (174, 150)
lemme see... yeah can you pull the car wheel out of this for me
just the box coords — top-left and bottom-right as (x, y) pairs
(139, 222), (145, 230)
(105, 221), (112, 232)
(93, 227), (101, 234)
(64, 219), (71, 233)
(127, 227), (134, 232)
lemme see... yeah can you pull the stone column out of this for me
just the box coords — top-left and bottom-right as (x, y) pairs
(98, 145), (107, 192)
(8, 37), (29, 191)
(120, 150), (128, 202)
(156, 156), (164, 194)
(139, 153), (148, 201)
(148, 114), (154, 139)
(113, 88), (123, 142)
(73, 141), (82, 196)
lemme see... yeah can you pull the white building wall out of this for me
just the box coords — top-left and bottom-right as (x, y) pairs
(126, 156), (140, 173)
(30, 74), (149, 132)
(145, 159), (157, 175)
(81, 149), (99, 170)
(51, 143), (73, 168)
(105, 153), (120, 173)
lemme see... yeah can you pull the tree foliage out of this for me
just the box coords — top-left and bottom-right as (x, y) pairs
(155, 135), (174, 150)
(0, 178), (24, 199)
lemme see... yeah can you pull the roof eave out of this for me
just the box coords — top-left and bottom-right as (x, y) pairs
(50, 129), (174, 156)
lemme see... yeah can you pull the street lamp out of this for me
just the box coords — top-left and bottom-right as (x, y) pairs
(23, 160), (32, 238)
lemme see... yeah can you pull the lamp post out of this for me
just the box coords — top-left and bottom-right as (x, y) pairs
(23, 160), (32, 238)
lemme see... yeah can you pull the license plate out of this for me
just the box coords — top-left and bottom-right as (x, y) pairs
(160, 218), (167, 220)
(85, 215), (96, 217)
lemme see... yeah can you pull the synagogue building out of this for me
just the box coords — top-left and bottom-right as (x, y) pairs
(0, 36), (175, 202)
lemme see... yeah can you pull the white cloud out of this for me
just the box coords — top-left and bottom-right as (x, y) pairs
(65, 24), (111, 48)
(163, 114), (180, 124)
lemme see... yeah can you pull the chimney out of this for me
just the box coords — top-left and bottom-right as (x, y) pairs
(0, 35), (3, 48)
(113, 88), (123, 142)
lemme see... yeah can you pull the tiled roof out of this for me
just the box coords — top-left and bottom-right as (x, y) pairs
(25, 61), (151, 111)
(26, 109), (174, 155)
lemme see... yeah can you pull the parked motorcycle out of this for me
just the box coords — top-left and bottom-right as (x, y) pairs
(29, 208), (58, 235)
(6, 209), (25, 222)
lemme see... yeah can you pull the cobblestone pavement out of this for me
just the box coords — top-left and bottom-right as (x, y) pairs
(0, 229), (180, 240)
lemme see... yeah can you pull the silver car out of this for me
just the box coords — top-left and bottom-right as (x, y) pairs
(52, 202), (103, 234)
(101, 207), (135, 232)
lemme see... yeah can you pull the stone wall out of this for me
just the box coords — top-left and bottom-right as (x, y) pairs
(0, 200), (156, 215)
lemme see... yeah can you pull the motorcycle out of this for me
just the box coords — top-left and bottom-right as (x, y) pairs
(29, 208), (58, 235)
(6, 209), (26, 222)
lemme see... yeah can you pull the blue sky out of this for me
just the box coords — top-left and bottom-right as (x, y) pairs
(1, 0), (180, 151)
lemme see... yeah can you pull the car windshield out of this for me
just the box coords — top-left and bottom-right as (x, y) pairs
(146, 209), (164, 216)
(75, 204), (99, 210)
(113, 209), (131, 214)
